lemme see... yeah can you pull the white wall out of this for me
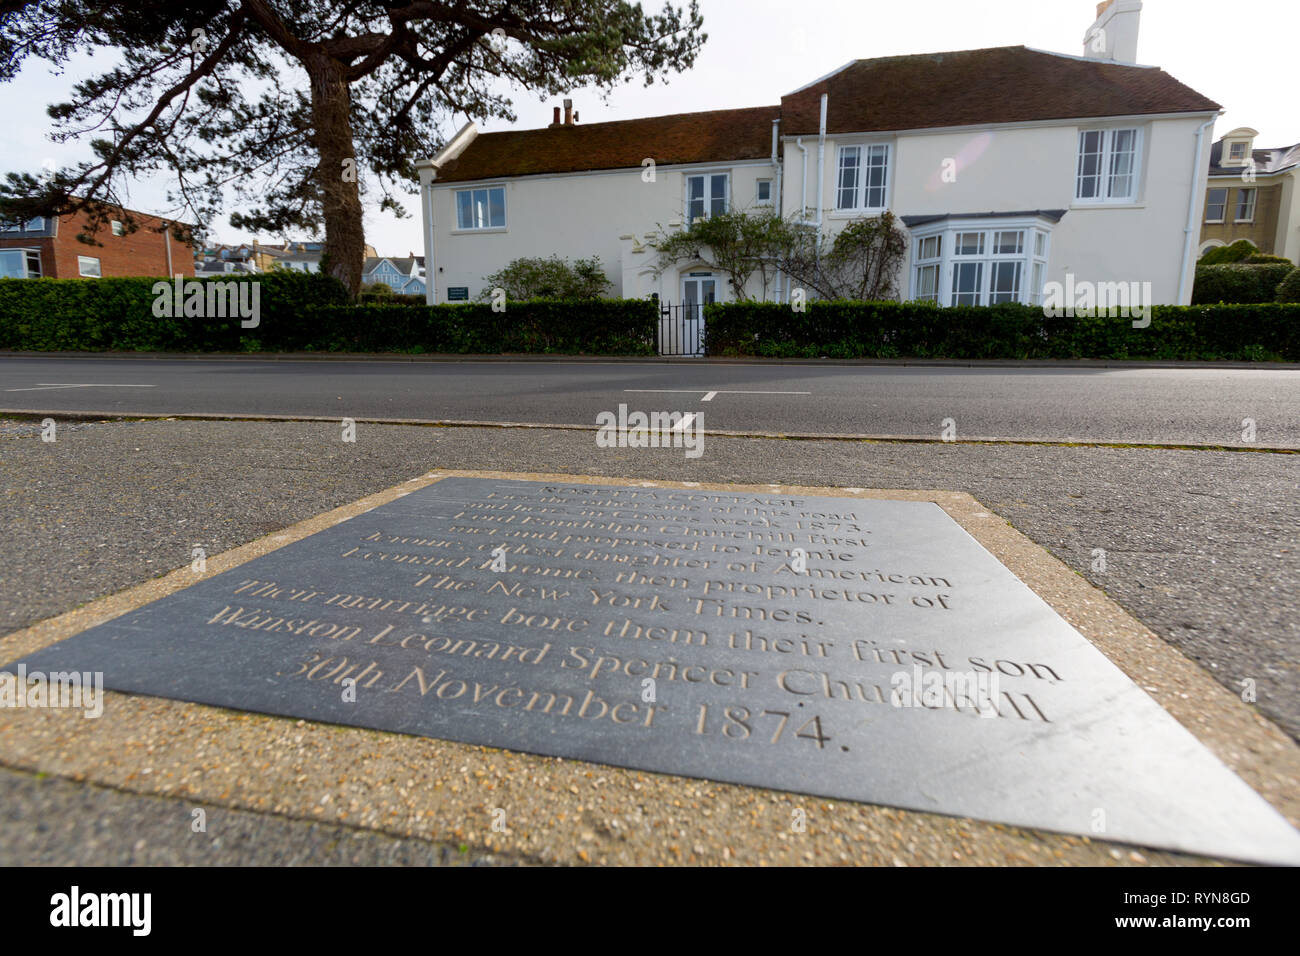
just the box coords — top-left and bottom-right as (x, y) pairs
(782, 113), (1215, 304)
(428, 160), (777, 303)
(425, 111), (1213, 307)
(1276, 174), (1300, 265)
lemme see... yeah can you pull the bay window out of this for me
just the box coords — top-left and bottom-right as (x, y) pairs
(913, 235), (941, 303)
(909, 217), (1053, 307)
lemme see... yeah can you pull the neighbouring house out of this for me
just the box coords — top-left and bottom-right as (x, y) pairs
(274, 241), (325, 273)
(1199, 128), (1300, 264)
(0, 202), (193, 280)
(196, 248), (260, 274)
(415, 0), (1221, 316)
(194, 239), (295, 274)
(271, 240), (377, 274)
(363, 254), (426, 294)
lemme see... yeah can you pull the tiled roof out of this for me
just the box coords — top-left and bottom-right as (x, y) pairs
(430, 46), (1218, 184)
(434, 105), (780, 184)
(781, 47), (1219, 135)
(900, 209), (1068, 227)
(364, 256), (420, 275)
(1208, 139), (1300, 177)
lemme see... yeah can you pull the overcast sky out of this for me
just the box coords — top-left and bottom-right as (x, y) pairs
(3, 0), (1293, 255)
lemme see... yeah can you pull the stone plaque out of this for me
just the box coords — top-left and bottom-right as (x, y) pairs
(10, 477), (1300, 864)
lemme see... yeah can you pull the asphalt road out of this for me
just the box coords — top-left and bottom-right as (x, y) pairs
(2, 356), (1298, 446)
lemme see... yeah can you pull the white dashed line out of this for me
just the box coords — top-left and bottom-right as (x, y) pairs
(6, 383), (157, 392)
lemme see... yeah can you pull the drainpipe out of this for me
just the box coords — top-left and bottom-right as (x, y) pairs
(1177, 115), (1219, 305)
(797, 137), (808, 225)
(815, 93), (828, 229)
(415, 158), (438, 304)
(771, 117), (783, 303)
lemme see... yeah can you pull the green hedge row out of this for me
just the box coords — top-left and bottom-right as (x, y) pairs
(0, 272), (348, 351)
(703, 301), (1300, 361)
(0, 274), (658, 355)
(4, 273), (1295, 360)
(1192, 263), (1296, 305)
(296, 300), (658, 354)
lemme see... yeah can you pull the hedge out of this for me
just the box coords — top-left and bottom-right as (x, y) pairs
(1192, 263), (1295, 304)
(703, 300), (1300, 361)
(295, 300), (658, 354)
(3, 274), (1295, 359)
(357, 291), (426, 305)
(1276, 268), (1300, 303)
(0, 276), (658, 355)
(1197, 239), (1259, 265)
(0, 272), (348, 351)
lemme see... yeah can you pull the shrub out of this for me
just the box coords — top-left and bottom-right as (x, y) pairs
(301, 299), (656, 354)
(479, 255), (611, 300)
(1244, 253), (1294, 264)
(704, 300), (1300, 361)
(1192, 263), (1295, 304)
(1198, 239), (1258, 265)
(1276, 267), (1300, 303)
(0, 282), (655, 355)
(358, 291), (424, 305)
(0, 270), (347, 351)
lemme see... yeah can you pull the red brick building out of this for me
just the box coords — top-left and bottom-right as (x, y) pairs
(0, 204), (194, 280)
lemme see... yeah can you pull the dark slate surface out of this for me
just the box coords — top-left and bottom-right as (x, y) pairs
(10, 477), (1300, 864)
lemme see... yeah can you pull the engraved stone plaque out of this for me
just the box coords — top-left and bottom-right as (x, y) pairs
(10, 477), (1300, 864)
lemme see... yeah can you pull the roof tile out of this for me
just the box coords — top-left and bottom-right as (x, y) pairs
(781, 46), (1219, 135)
(436, 105), (779, 183)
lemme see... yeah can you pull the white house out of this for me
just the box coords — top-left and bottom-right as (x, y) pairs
(416, 1), (1220, 314)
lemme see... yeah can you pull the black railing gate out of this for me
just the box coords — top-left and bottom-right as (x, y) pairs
(658, 303), (706, 357)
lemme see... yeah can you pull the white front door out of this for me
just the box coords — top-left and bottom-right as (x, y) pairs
(682, 274), (717, 311)
(679, 273), (715, 355)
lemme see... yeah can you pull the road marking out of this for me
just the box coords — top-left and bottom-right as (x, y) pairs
(702, 391), (717, 402)
(671, 413), (698, 432)
(623, 388), (811, 395)
(6, 383), (157, 392)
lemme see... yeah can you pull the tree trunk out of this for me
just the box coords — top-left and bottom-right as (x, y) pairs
(307, 56), (364, 299)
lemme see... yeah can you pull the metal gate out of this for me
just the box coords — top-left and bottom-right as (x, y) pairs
(658, 303), (706, 356)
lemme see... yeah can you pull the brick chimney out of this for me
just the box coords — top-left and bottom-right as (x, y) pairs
(549, 105), (561, 128)
(563, 98), (573, 126)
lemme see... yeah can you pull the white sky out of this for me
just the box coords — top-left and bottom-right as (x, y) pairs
(2, 0), (1294, 255)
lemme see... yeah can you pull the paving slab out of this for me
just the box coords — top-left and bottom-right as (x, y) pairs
(2, 469), (1297, 866)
